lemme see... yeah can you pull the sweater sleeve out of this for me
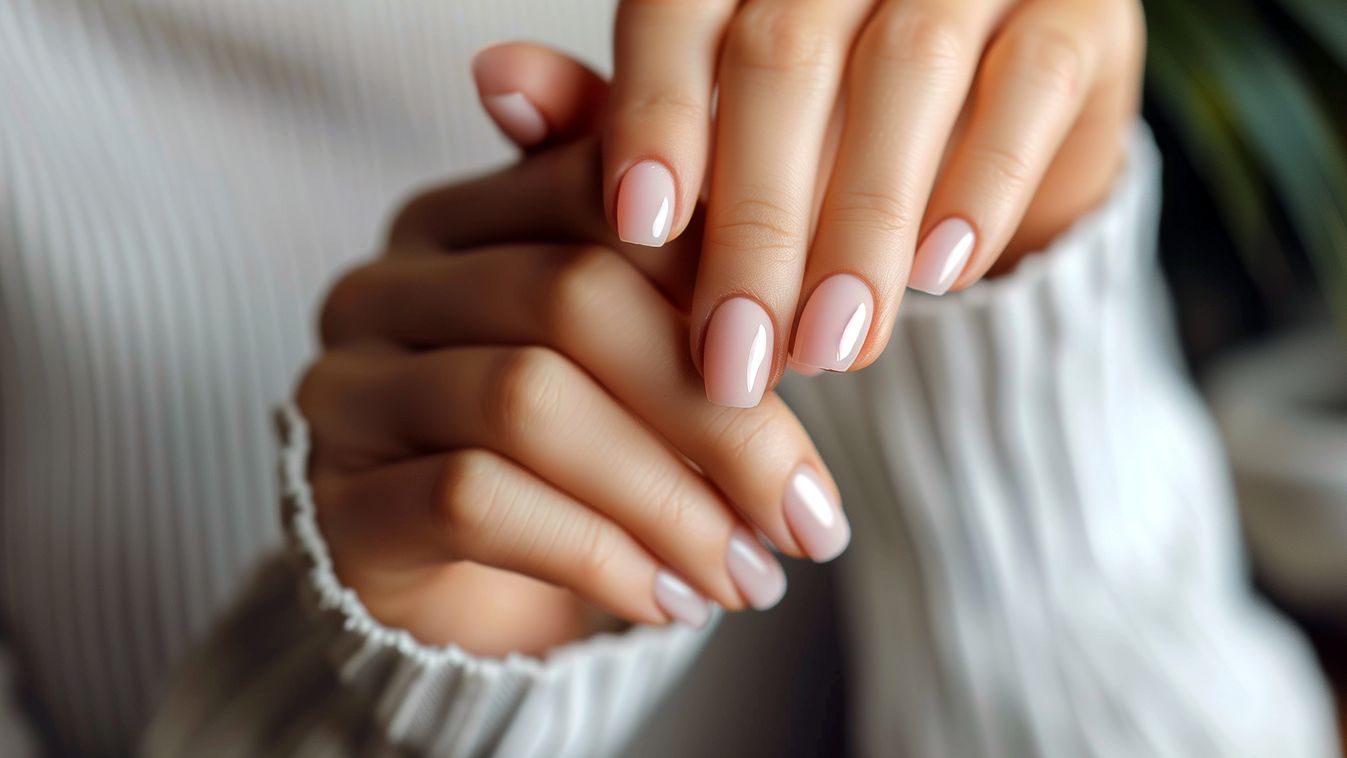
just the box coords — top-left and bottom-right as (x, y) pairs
(780, 123), (1341, 758)
(140, 406), (714, 758)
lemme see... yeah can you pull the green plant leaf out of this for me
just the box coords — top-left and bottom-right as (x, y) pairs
(1277, 0), (1347, 73)
(1146, 22), (1289, 294)
(1149, 0), (1347, 336)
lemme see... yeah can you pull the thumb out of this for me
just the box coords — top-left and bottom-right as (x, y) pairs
(472, 42), (609, 150)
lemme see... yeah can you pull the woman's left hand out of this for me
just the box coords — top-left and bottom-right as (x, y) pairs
(603, 0), (1144, 406)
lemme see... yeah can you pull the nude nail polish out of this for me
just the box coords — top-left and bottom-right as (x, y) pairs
(703, 298), (773, 408)
(792, 274), (874, 372)
(725, 527), (786, 610)
(481, 92), (548, 147)
(783, 464), (850, 562)
(653, 569), (712, 628)
(616, 160), (675, 247)
(909, 218), (976, 295)
(788, 358), (823, 377)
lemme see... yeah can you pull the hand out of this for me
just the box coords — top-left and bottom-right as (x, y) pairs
(297, 105), (850, 657)
(604, 0), (1144, 405)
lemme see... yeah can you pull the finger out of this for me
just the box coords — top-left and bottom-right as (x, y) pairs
(691, 0), (875, 408)
(307, 344), (785, 611)
(315, 450), (712, 628)
(910, 0), (1112, 295)
(318, 246), (851, 563)
(472, 42), (609, 149)
(793, 1), (1006, 372)
(997, 1), (1142, 263)
(605, 0), (738, 247)
(387, 139), (700, 309)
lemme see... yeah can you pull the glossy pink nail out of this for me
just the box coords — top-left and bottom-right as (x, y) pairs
(783, 465), (850, 562)
(787, 358), (823, 377)
(703, 298), (772, 408)
(481, 92), (548, 147)
(910, 218), (976, 295)
(653, 569), (712, 628)
(725, 527), (786, 610)
(792, 274), (873, 372)
(616, 160), (675, 247)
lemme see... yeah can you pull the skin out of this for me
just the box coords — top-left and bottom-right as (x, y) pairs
(300, 137), (835, 653)
(604, 0), (1145, 396)
(300, 0), (1146, 652)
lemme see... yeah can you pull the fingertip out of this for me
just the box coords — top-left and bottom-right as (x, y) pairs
(470, 41), (609, 147)
(615, 159), (677, 247)
(481, 91), (549, 148)
(652, 568), (714, 628)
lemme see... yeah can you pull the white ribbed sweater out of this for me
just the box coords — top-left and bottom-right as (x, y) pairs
(0, 1), (1338, 756)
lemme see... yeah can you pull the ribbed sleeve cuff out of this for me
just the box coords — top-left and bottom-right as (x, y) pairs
(276, 404), (713, 757)
(782, 123), (1339, 758)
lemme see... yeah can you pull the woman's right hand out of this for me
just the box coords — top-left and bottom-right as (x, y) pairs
(296, 135), (851, 655)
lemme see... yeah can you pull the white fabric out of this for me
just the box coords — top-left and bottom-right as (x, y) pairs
(0, 1), (1338, 756)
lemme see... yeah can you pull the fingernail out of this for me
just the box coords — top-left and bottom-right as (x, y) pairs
(703, 298), (773, 408)
(725, 527), (786, 610)
(787, 358), (823, 377)
(909, 218), (976, 295)
(783, 464), (850, 562)
(792, 274), (874, 372)
(653, 569), (712, 628)
(481, 92), (548, 147)
(616, 160), (675, 247)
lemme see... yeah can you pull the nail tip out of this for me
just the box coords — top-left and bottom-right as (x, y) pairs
(754, 580), (787, 611)
(618, 234), (667, 248)
(707, 396), (759, 409)
(812, 532), (851, 564)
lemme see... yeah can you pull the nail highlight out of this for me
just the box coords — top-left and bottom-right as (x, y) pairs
(725, 528), (787, 610)
(616, 160), (675, 247)
(481, 92), (548, 147)
(703, 298), (772, 408)
(792, 274), (874, 372)
(653, 569), (712, 628)
(909, 218), (976, 295)
(783, 465), (850, 562)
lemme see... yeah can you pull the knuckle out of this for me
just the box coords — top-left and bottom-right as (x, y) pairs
(542, 245), (628, 341)
(293, 359), (329, 418)
(709, 407), (781, 471)
(318, 263), (379, 346)
(573, 521), (621, 586)
(485, 346), (571, 449)
(642, 470), (700, 534)
(965, 142), (1038, 199)
(614, 89), (707, 127)
(997, 27), (1085, 101)
(826, 186), (919, 237)
(865, 6), (970, 72)
(705, 196), (806, 265)
(436, 449), (506, 544)
(728, 3), (835, 75)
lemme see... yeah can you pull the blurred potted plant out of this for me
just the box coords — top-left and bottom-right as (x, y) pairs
(1144, 0), (1347, 623)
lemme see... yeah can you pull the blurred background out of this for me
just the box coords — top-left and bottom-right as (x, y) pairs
(1141, 0), (1347, 744)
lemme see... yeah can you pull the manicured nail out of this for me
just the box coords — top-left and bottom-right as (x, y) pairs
(783, 465), (850, 562)
(703, 298), (772, 408)
(909, 218), (976, 295)
(792, 274), (874, 372)
(481, 92), (548, 147)
(787, 358), (823, 377)
(653, 569), (712, 628)
(616, 160), (675, 247)
(725, 527), (786, 610)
